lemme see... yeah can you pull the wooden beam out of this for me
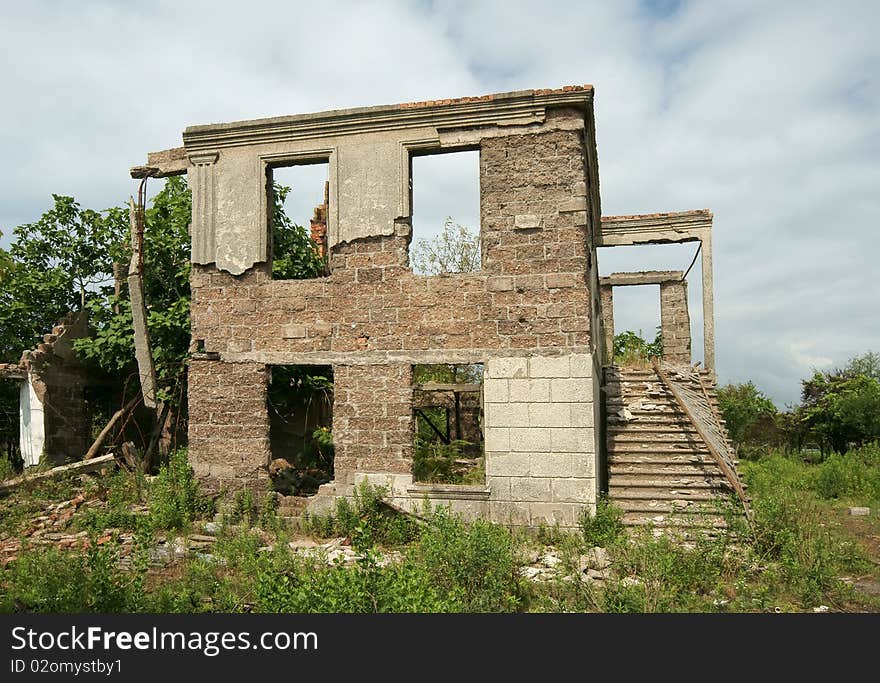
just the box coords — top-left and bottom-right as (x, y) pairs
(415, 382), (482, 393)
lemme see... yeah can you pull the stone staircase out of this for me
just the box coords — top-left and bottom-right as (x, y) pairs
(604, 365), (741, 531)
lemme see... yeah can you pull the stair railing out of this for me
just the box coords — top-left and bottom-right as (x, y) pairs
(651, 359), (751, 520)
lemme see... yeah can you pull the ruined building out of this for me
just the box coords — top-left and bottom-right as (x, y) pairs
(0, 312), (92, 467)
(134, 86), (742, 529)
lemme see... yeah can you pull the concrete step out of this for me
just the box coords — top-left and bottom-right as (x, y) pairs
(621, 512), (731, 530)
(608, 462), (725, 476)
(608, 443), (713, 455)
(608, 473), (728, 488)
(609, 485), (731, 500)
(608, 432), (707, 446)
(610, 496), (731, 512)
(609, 453), (715, 467)
(606, 423), (702, 435)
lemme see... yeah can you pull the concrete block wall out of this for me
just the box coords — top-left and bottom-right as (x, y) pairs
(483, 353), (596, 528)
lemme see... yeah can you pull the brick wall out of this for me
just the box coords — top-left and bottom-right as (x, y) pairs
(188, 126), (600, 512)
(660, 280), (691, 363)
(188, 358), (270, 494)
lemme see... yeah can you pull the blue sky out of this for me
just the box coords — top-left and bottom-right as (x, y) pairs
(0, 0), (877, 407)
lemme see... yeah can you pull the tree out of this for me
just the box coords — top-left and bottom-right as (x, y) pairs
(612, 329), (663, 365)
(717, 382), (778, 454)
(410, 218), (480, 275)
(798, 370), (880, 455)
(0, 177), (323, 471)
(270, 184), (327, 280)
(845, 350), (880, 382)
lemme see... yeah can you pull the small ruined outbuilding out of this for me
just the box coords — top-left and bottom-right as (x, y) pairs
(0, 312), (92, 467)
(133, 86), (745, 529)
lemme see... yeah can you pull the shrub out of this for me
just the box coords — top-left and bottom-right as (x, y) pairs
(253, 548), (453, 613)
(303, 481), (420, 547)
(750, 489), (866, 606)
(0, 538), (145, 613)
(580, 496), (624, 547)
(149, 448), (210, 531)
(604, 529), (733, 612)
(813, 445), (880, 501)
(412, 508), (521, 612)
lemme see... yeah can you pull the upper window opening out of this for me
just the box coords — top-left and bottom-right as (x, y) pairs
(410, 150), (480, 275)
(268, 161), (330, 280)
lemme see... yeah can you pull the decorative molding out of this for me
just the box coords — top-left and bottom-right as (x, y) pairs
(189, 152), (219, 265)
(183, 88), (593, 152)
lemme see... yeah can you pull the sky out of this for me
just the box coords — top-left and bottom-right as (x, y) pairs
(0, 0), (877, 407)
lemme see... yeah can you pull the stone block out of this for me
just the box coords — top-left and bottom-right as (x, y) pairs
(282, 324), (307, 339)
(508, 378), (550, 403)
(483, 378), (509, 403)
(485, 402), (529, 428)
(529, 452), (572, 478)
(550, 378), (593, 403)
(530, 355), (570, 378)
(490, 501), (529, 527)
(551, 478), (591, 503)
(550, 427), (593, 453)
(487, 476), (511, 500)
(569, 353), (593, 378)
(510, 477), (551, 502)
(528, 403), (571, 427)
(570, 403), (596, 428)
(514, 214), (541, 230)
(529, 503), (578, 528)
(485, 452), (530, 477)
(484, 426), (510, 452)
(570, 452), (597, 478)
(558, 196), (587, 212)
(509, 427), (551, 452)
(486, 357), (528, 379)
(487, 276), (514, 292)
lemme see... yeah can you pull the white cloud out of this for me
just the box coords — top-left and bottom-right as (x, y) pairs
(1, 0), (877, 407)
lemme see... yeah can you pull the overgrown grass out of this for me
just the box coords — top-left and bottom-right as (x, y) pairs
(2, 447), (878, 613)
(303, 480), (421, 548)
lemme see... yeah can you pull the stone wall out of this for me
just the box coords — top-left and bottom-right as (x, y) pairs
(175, 89), (606, 528)
(188, 358), (270, 494)
(16, 312), (92, 466)
(188, 125), (597, 504)
(659, 280), (691, 363)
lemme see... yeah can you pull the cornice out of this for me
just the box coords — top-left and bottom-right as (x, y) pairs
(183, 86), (593, 152)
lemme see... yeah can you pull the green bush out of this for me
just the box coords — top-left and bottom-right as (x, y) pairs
(0, 538), (145, 613)
(149, 448), (211, 531)
(253, 549), (452, 613)
(580, 496), (624, 547)
(750, 489), (866, 606)
(813, 444), (880, 501)
(412, 508), (521, 612)
(303, 481), (419, 547)
(604, 529), (733, 612)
